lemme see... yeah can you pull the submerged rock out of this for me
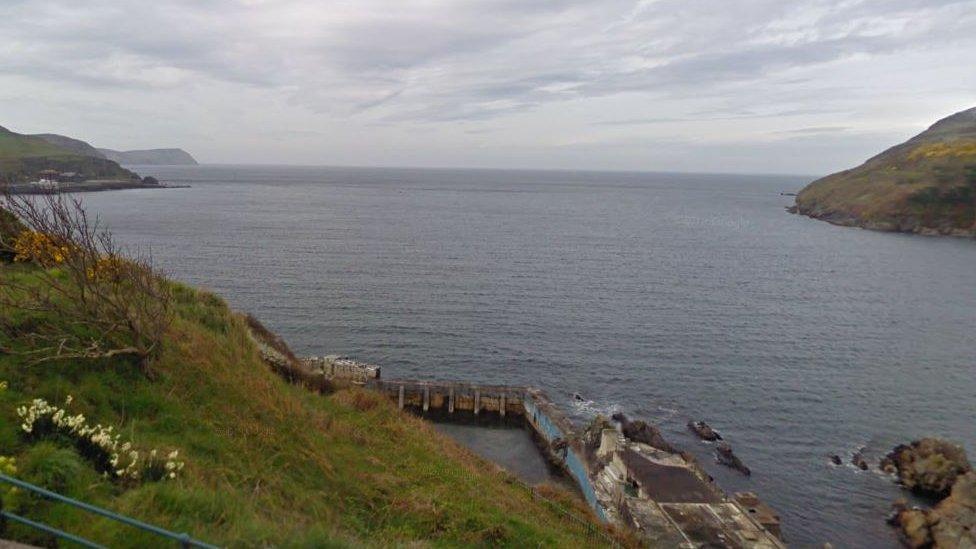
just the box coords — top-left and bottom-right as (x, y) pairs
(829, 455), (843, 466)
(687, 420), (722, 441)
(716, 442), (751, 476)
(852, 452), (869, 471)
(890, 472), (976, 548)
(881, 438), (972, 497)
(611, 413), (676, 453)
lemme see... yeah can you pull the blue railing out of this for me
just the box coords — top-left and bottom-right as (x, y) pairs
(0, 473), (218, 548)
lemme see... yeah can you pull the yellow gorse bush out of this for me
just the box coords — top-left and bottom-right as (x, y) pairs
(86, 256), (128, 282)
(0, 456), (15, 476)
(909, 140), (976, 161)
(13, 230), (73, 267)
(0, 455), (16, 500)
(13, 230), (127, 280)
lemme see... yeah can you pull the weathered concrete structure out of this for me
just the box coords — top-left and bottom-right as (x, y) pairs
(303, 355), (380, 384)
(311, 362), (784, 547)
(593, 429), (784, 547)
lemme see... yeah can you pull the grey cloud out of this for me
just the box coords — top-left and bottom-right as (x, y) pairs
(3, 0), (974, 118)
(777, 126), (852, 135)
(0, 0), (973, 171)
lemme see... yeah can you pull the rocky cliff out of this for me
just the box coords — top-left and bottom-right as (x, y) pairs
(793, 107), (976, 237)
(98, 148), (198, 165)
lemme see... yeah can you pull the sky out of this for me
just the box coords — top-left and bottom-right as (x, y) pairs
(1, 0), (975, 175)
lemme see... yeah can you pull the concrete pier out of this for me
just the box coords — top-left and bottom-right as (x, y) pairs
(306, 359), (784, 547)
(368, 380), (525, 420)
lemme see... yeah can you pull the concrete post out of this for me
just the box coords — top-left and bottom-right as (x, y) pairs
(474, 389), (481, 415)
(500, 394), (506, 417)
(448, 386), (455, 413)
(398, 385), (405, 410)
(423, 384), (430, 412)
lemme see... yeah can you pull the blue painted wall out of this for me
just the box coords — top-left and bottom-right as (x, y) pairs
(523, 398), (607, 522)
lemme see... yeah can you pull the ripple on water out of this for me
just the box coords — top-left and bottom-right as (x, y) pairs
(79, 166), (976, 547)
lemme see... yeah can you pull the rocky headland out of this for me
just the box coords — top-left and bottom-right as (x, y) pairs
(0, 124), (194, 192)
(884, 438), (974, 547)
(792, 106), (976, 237)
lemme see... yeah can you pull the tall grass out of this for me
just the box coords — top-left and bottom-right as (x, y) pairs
(0, 263), (628, 547)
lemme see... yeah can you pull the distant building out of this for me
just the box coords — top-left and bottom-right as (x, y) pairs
(30, 179), (59, 190)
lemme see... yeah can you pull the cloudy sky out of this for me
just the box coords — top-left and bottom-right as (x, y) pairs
(1, 0), (974, 174)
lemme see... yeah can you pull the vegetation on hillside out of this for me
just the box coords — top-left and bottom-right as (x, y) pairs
(794, 106), (976, 236)
(0, 198), (624, 547)
(0, 127), (138, 184)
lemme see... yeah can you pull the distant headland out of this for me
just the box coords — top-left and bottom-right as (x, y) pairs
(791, 106), (976, 237)
(0, 125), (195, 193)
(97, 148), (198, 166)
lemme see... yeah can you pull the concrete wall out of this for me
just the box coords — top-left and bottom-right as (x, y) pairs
(523, 394), (608, 522)
(365, 379), (609, 523)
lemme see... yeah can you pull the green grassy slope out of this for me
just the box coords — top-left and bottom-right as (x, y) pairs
(794, 106), (976, 236)
(0, 126), (137, 184)
(0, 128), (76, 160)
(0, 259), (620, 546)
(31, 134), (107, 159)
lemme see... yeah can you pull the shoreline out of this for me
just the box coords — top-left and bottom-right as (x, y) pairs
(787, 204), (976, 238)
(3, 180), (190, 195)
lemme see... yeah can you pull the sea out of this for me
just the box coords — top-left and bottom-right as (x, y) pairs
(77, 165), (976, 547)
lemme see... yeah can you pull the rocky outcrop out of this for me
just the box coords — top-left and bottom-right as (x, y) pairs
(612, 413), (676, 453)
(881, 439), (972, 497)
(792, 106), (976, 238)
(716, 442), (751, 476)
(243, 313), (333, 394)
(579, 415), (616, 467)
(891, 472), (976, 548)
(687, 420), (722, 441)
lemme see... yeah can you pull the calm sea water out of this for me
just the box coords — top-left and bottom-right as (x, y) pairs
(79, 165), (975, 547)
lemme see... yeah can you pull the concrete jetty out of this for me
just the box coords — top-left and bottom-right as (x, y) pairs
(307, 357), (784, 547)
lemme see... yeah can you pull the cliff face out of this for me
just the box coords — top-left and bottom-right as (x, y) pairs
(98, 148), (198, 165)
(793, 107), (976, 237)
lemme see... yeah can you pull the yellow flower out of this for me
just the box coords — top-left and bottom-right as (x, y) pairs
(13, 231), (74, 267)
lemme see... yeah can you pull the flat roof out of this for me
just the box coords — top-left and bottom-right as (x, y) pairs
(619, 449), (722, 504)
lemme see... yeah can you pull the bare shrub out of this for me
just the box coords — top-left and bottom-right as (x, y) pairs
(0, 193), (171, 372)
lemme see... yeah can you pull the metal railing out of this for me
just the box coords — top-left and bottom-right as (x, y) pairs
(0, 473), (218, 548)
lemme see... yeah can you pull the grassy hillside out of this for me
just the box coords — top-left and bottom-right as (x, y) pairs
(0, 126), (137, 184)
(0, 221), (620, 546)
(0, 128), (75, 160)
(32, 134), (107, 159)
(794, 106), (976, 236)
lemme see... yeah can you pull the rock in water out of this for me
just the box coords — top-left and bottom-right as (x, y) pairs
(611, 413), (676, 453)
(881, 438), (972, 497)
(852, 452), (869, 471)
(829, 455), (843, 466)
(687, 420), (722, 441)
(716, 442), (751, 476)
(890, 472), (976, 548)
